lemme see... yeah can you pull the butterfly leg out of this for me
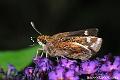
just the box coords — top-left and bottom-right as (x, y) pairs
(36, 48), (44, 58)
(60, 55), (65, 58)
(56, 56), (65, 62)
(46, 52), (48, 58)
(56, 57), (58, 61)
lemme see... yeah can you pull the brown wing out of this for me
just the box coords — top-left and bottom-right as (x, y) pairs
(47, 42), (92, 60)
(47, 36), (102, 60)
(51, 28), (98, 39)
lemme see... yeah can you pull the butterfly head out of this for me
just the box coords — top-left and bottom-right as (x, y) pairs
(37, 35), (50, 45)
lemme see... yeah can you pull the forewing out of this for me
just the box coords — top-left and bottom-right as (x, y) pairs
(51, 28), (98, 39)
(57, 36), (102, 53)
(47, 36), (102, 60)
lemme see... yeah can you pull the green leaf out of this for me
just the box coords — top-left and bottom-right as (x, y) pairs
(0, 45), (41, 71)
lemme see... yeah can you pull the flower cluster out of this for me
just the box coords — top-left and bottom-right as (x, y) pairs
(0, 54), (120, 80)
(0, 64), (23, 80)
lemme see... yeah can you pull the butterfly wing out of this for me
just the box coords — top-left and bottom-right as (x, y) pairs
(46, 36), (102, 60)
(46, 28), (102, 60)
(51, 28), (98, 39)
(47, 41), (92, 60)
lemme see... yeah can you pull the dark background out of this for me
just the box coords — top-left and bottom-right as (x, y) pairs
(0, 0), (120, 57)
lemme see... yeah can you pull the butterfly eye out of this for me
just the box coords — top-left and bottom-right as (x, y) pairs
(42, 40), (46, 44)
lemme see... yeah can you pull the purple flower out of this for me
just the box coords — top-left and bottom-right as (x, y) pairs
(48, 65), (80, 80)
(33, 56), (53, 71)
(38, 61), (52, 71)
(60, 58), (77, 68)
(96, 53), (111, 61)
(59, 58), (80, 74)
(69, 63), (80, 74)
(80, 60), (99, 74)
(113, 56), (120, 70)
(33, 56), (42, 64)
(1, 53), (120, 80)
(112, 70), (120, 80)
(99, 61), (112, 72)
(65, 69), (79, 80)
(100, 56), (120, 72)
(8, 64), (15, 70)
(59, 58), (77, 69)
(48, 66), (65, 80)
(114, 56), (120, 60)
(7, 64), (16, 76)
(24, 67), (34, 78)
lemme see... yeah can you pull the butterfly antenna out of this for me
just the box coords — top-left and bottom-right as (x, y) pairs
(30, 22), (42, 35)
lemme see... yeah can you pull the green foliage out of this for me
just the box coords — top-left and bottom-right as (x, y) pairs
(0, 45), (41, 71)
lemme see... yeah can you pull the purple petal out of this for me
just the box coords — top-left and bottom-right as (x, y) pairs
(112, 70), (120, 80)
(65, 69), (79, 80)
(80, 60), (99, 74)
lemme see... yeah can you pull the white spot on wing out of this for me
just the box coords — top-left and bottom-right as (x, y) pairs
(84, 30), (88, 35)
(87, 37), (91, 43)
(90, 38), (102, 52)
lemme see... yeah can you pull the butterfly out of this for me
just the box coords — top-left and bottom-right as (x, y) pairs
(31, 22), (102, 60)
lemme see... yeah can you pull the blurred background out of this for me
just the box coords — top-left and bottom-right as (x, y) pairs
(0, 0), (120, 62)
